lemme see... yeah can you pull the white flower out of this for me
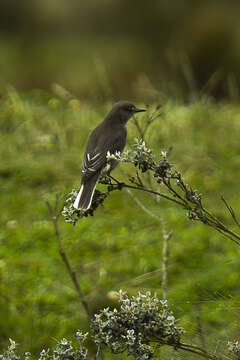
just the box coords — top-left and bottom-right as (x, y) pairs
(106, 151), (121, 161)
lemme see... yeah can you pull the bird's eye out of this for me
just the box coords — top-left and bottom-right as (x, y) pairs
(124, 105), (135, 112)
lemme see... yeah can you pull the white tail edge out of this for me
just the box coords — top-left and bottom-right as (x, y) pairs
(73, 185), (84, 209)
(86, 183), (97, 210)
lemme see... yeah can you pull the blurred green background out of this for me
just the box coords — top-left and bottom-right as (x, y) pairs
(1, 0), (240, 101)
(1, 1), (240, 359)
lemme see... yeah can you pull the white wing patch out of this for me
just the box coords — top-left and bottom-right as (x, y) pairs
(82, 152), (102, 174)
(91, 153), (101, 160)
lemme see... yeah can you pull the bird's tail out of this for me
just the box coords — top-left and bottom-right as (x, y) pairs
(73, 176), (98, 211)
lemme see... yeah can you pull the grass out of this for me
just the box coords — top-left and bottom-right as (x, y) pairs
(1, 87), (240, 357)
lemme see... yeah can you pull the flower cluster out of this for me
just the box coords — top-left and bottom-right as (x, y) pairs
(106, 139), (173, 184)
(228, 341), (240, 359)
(0, 339), (21, 360)
(91, 291), (184, 360)
(53, 332), (88, 360)
(62, 188), (109, 225)
(106, 139), (156, 173)
(0, 332), (88, 360)
(61, 189), (80, 225)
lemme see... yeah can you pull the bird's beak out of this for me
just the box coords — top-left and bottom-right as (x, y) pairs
(134, 108), (146, 113)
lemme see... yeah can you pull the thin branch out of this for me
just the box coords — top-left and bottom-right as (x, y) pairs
(163, 177), (190, 207)
(156, 177), (240, 245)
(150, 339), (226, 360)
(136, 171), (144, 187)
(126, 180), (237, 242)
(195, 302), (208, 355)
(132, 116), (144, 138)
(171, 347), (177, 360)
(221, 195), (240, 229)
(132, 107), (162, 190)
(126, 189), (160, 220)
(131, 112), (173, 302)
(132, 106), (162, 139)
(178, 342), (224, 360)
(162, 228), (172, 301)
(126, 189), (172, 300)
(87, 176), (240, 247)
(122, 183), (186, 207)
(46, 197), (91, 320)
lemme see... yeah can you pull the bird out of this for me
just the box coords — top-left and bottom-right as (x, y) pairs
(73, 101), (146, 210)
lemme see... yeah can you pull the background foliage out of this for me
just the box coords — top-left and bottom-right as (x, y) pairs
(1, 1), (240, 101)
(1, 88), (240, 358)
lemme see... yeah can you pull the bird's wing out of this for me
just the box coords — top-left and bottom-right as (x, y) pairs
(82, 151), (106, 178)
(82, 134), (125, 182)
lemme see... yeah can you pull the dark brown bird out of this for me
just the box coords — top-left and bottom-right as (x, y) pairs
(73, 101), (146, 210)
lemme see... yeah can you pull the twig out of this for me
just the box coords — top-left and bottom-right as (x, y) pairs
(122, 183), (185, 207)
(221, 196), (240, 229)
(195, 302), (207, 355)
(178, 342), (224, 360)
(161, 227), (172, 301)
(85, 176), (240, 247)
(126, 189), (172, 300)
(126, 181), (239, 243)
(171, 348), (177, 360)
(46, 196), (91, 320)
(157, 177), (240, 246)
(132, 117), (144, 138)
(131, 114), (173, 301)
(126, 189), (160, 220)
(150, 339), (226, 360)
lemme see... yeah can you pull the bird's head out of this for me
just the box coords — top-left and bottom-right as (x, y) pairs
(108, 101), (146, 124)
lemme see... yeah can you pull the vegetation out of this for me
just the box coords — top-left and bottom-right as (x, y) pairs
(1, 86), (240, 358)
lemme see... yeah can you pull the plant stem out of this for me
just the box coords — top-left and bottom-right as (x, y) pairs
(47, 198), (91, 320)
(178, 342), (224, 360)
